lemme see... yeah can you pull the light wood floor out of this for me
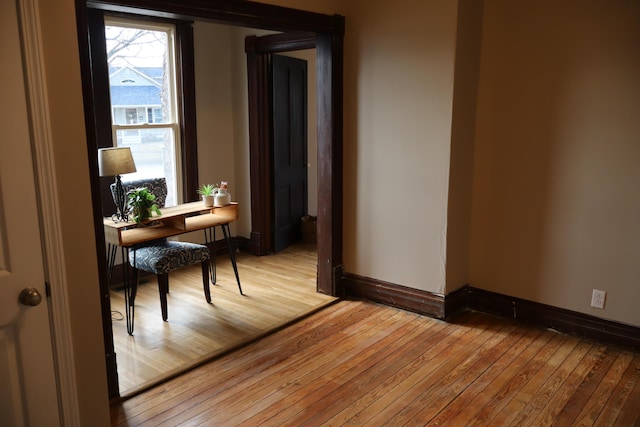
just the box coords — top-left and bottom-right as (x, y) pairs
(110, 242), (335, 397)
(110, 299), (640, 426)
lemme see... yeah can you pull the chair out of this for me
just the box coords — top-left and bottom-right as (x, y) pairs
(111, 178), (212, 321)
(129, 241), (211, 321)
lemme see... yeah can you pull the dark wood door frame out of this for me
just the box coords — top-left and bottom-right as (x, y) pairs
(76, 0), (344, 399)
(243, 31), (344, 296)
(244, 32), (315, 256)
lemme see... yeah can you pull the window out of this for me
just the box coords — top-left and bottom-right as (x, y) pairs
(105, 18), (181, 207)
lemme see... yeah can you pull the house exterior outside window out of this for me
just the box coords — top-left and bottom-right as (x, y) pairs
(106, 19), (181, 207)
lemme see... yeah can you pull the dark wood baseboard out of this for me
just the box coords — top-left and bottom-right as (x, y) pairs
(237, 234), (265, 256)
(341, 274), (640, 351)
(342, 273), (446, 319)
(464, 287), (640, 352)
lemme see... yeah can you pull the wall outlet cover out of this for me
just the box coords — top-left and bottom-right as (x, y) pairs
(591, 289), (606, 309)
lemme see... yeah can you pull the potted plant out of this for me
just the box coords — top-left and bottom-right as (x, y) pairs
(197, 183), (218, 207)
(127, 187), (162, 224)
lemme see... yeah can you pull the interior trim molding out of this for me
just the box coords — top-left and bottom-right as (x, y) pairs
(78, 0), (344, 399)
(342, 273), (446, 319)
(249, 31), (316, 53)
(464, 287), (640, 352)
(19, 0), (81, 423)
(342, 274), (640, 351)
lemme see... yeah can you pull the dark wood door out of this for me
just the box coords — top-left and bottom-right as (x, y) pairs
(272, 54), (308, 252)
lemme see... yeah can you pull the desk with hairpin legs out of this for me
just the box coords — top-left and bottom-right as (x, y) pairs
(103, 202), (242, 334)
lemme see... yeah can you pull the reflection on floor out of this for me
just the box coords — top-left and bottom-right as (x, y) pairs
(110, 242), (335, 397)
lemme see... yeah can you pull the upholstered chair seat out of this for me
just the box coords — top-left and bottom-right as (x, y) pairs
(130, 241), (210, 275)
(130, 240), (211, 321)
(112, 177), (212, 322)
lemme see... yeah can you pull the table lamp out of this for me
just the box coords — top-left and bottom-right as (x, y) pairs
(98, 147), (137, 222)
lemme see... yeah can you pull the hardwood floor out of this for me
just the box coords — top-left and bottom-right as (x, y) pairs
(110, 299), (640, 426)
(110, 242), (335, 397)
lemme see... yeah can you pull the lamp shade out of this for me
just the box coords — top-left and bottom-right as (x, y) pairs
(98, 147), (137, 177)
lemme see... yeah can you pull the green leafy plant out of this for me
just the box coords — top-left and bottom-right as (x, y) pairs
(127, 187), (161, 224)
(197, 183), (218, 196)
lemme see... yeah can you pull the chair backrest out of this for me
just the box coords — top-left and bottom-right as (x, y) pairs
(110, 177), (168, 209)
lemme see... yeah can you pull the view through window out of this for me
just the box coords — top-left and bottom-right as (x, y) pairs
(105, 18), (181, 206)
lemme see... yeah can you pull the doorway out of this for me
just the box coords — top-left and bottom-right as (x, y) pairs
(76, 0), (344, 399)
(272, 54), (308, 253)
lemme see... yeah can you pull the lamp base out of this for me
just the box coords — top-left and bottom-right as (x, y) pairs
(111, 175), (129, 223)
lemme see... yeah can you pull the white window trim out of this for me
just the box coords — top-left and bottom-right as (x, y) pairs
(104, 17), (184, 203)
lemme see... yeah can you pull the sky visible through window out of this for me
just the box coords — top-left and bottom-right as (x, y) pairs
(105, 25), (166, 67)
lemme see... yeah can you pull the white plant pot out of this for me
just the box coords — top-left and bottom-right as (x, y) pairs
(202, 195), (214, 207)
(214, 190), (231, 207)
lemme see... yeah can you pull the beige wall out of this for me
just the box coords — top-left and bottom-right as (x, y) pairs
(193, 22), (240, 239)
(194, 22), (236, 203)
(446, 0), (483, 292)
(28, 0), (640, 423)
(470, 0), (640, 325)
(343, 0), (459, 294)
(194, 23), (319, 236)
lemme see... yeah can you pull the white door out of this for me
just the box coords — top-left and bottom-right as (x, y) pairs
(0, 0), (61, 426)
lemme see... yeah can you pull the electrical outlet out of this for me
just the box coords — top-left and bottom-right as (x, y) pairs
(591, 289), (606, 309)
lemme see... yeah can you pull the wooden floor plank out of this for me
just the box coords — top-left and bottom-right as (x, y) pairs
(319, 313), (475, 426)
(492, 337), (580, 426)
(585, 351), (636, 426)
(602, 354), (640, 427)
(110, 242), (334, 397)
(553, 346), (618, 425)
(264, 316), (444, 426)
(514, 339), (594, 425)
(277, 317), (450, 426)
(532, 343), (608, 427)
(425, 325), (545, 425)
(110, 300), (640, 426)
(389, 322), (522, 425)
(113, 301), (369, 426)
(127, 302), (382, 424)
(358, 315), (499, 425)
(159, 306), (406, 426)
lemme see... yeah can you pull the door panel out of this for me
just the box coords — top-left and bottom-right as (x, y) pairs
(272, 54), (308, 252)
(0, 1), (60, 425)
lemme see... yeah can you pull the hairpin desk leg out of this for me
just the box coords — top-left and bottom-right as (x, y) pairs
(122, 247), (135, 335)
(204, 227), (217, 285)
(221, 223), (243, 295)
(106, 243), (118, 286)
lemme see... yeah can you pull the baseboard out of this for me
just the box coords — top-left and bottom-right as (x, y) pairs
(465, 287), (640, 351)
(342, 273), (446, 319)
(341, 274), (640, 351)
(238, 232), (269, 256)
(237, 236), (256, 255)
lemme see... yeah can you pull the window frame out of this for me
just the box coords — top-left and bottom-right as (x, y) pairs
(88, 10), (199, 217)
(105, 17), (184, 205)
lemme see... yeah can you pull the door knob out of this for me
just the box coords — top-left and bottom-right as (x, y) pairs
(19, 287), (42, 307)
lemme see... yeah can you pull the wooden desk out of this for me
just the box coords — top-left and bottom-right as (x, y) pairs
(103, 202), (239, 247)
(104, 202), (242, 334)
